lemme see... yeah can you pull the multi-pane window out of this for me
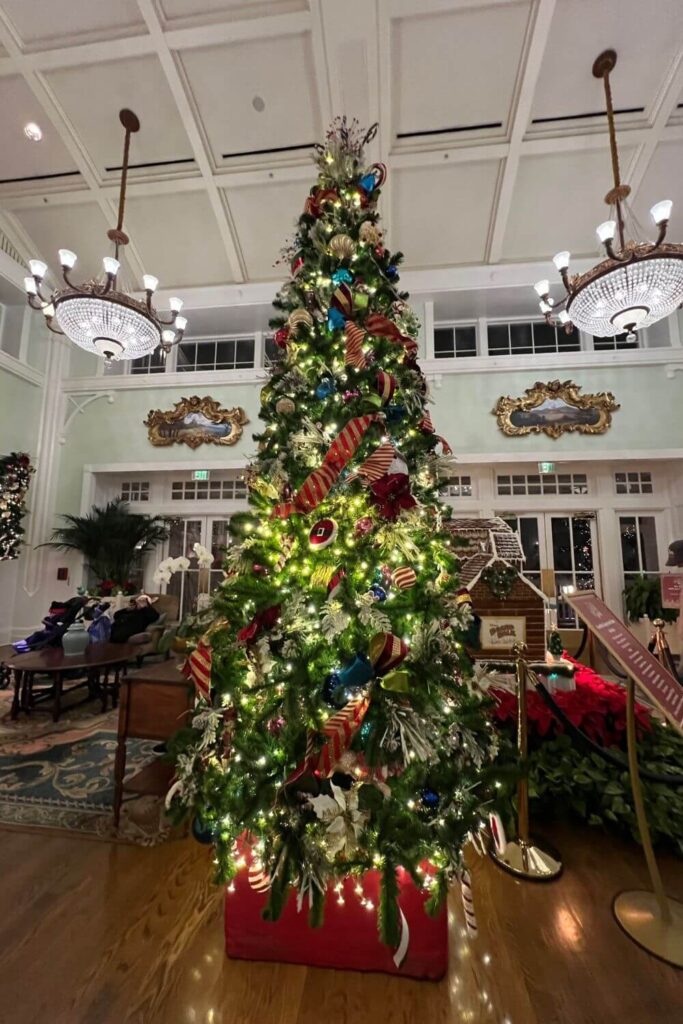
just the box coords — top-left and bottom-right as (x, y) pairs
(439, 475), (473, 497)
(620, 515), (660, 581)
(497, 472), (588, 496)
(615, 471), (653, 495)
(264, 334), (285, 366)
(120, 481), (150, 502)
(130, 347), (166, 374)
(593, 332), (639, 351)
(170, 478), (248, 501)
(434, 325), (476, 358)
(177, 337), (255, 372)
(487, 321), (580, 357)
(501, 515), (541, 592)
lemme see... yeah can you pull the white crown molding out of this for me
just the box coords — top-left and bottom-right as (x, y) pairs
(62, 366), (268, 394)
(453, 449), (683, 465)
(0, 349), (43, 385)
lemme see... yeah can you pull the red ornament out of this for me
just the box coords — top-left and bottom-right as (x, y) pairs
(354, 516), (375, 537)
(374, 244), (386, 259)
(309, 518), (338, 550)
(273, 327), (290, 349)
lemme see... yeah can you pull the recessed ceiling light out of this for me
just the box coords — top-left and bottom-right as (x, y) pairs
(24, 122), (43, 142)
(252, 96), (265, 113)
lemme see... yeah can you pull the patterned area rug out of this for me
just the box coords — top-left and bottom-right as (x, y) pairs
(0, 687), (174, 844)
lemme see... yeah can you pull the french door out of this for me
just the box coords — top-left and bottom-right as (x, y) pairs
(500, 513), (601, 627)
(164, 516), (230, 619)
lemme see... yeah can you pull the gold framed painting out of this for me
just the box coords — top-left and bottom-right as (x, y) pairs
(493, 380), (619, 438)
(144, 395), (249, 449)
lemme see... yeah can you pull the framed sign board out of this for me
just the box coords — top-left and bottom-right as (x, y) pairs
(480, 616), (526, 651)
(661, 575), (683, 610)
(563, 590), (683, 734)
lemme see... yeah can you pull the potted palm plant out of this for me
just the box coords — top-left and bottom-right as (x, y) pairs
(44, 498), (169, 597)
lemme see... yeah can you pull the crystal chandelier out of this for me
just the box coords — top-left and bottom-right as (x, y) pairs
(23, 110), (187, 366)
(533, 50), (683, 340)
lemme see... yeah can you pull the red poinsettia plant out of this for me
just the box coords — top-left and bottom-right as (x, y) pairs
(490, 655), (653, 748)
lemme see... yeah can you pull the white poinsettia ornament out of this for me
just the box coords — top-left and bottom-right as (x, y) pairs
(307, 784), (369, 857)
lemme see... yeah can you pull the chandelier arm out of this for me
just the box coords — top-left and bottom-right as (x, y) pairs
(156, 311), (178, 326)
(654, 222), (668, 248)
(61, 267), (80, 290)
(27, 294), (45, 312)
(44, 318), (65, 336)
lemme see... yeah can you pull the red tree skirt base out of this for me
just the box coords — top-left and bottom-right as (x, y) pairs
(225, 866), (448, 980)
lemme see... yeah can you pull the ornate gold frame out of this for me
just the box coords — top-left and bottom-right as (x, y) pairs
(144, 395), (249, 449)
(493, 379), (619, 438)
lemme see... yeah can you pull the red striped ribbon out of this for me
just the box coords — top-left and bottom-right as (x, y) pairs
(272, 414), (378, 518)
(182, 641), (212, 698)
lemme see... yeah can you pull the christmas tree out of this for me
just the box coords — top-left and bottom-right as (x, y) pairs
(171, 120), (499, 945)
(0, 452), (33, 560)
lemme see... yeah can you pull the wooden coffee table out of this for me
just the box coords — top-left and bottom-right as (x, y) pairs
(6, 642), (138, 721)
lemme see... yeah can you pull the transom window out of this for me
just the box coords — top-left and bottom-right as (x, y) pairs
(593, 332), (639, 351)
(487, 321), (581, 357)
(130, 347), (166, 374)
(120, 481), (150, 502)
(615, 471), (653, 495)
(434, 325), (476, 359)
(439, 475), (473, 497)
(177, 337), (255, 372)
(171, 478), (248, 501)
(497, 472), (588, 496)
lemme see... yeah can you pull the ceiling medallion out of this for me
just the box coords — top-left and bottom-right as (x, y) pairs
(533, 50), (683, 341)
(23, 109), (187, 366)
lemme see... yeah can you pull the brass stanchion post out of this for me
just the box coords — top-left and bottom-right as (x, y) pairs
(490, 643), (562, 881)
(612, 675), (683, 966)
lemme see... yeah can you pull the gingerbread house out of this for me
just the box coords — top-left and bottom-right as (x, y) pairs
(446, 518), (547, 661)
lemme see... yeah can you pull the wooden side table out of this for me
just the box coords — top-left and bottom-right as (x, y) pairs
(114, 657), (194, 827)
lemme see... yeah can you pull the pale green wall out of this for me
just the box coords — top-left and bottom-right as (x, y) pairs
(52, 362), (682, 519)
(0, 368), (42, 455)
(55, 383), (263, 515)
(434, 364), (683, 456)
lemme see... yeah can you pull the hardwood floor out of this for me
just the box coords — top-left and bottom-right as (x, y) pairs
(0, 822), (680, 1024)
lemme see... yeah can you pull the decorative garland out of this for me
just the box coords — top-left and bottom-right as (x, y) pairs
(0, 452), (33, 560)
(480, 564), (518, 600)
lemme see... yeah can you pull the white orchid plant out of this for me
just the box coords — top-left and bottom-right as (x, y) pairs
(152, 542), (214, 587)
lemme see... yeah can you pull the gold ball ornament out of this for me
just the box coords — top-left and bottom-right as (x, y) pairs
(287, 308), (314, 334)
(275, 397), (296, 415)
(359, 221), (382, 246)
(393, 566), (417, 590)
(328, 233), (356, 260)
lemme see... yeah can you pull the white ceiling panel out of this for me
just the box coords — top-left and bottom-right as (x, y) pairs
(502, 144), (638, 261)
(530, 0), (683, 128)
(226, 179), (306, 279)
(158, 0), (306, 28)
(0, 0), (146, 51)
(179, 32), (320, 165)
(632, 140), (683, 243)
(124, 191), (234, 287)
(392, 2), (531, 139)
(0, 75), (78, 184)
(44, 56), (194, 177)
(392, 160), (501, 268)
(13, 201), (112, 277)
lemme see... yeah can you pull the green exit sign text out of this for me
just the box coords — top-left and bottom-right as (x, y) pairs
(538, 462), (555, 475)
(193, 470), (210, 481)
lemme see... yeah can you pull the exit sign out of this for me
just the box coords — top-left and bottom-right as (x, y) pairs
(193, 470), (210, 481)
(538, 462), (555, 475)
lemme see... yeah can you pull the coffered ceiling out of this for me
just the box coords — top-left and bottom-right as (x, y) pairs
(0, 0), (680, 303)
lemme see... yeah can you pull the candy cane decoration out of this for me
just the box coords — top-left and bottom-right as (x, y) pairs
(248, 857), (272, 893)
(459, 868), (478, 938)
(182, 640), (212, 699)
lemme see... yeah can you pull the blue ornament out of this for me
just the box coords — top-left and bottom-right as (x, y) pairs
(315, 377), (337, 399)
(360, 172), (377, 193)
(386, 265), (399, 281)
(192, 816), (216, 844)
(385, 403), (407, 423)
(369, 583), (387, 602)
(327, 307), (346, 331)
(332, 268), (353, 286)
(421, 789), (440, 809)
(324, 653), (374, 707)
